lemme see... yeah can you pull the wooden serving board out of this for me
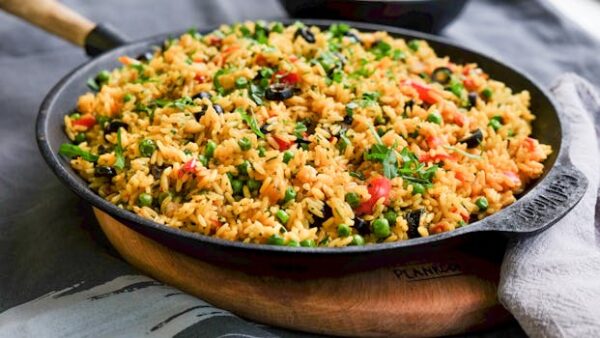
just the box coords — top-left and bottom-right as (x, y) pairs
(94, 208), (511, 337)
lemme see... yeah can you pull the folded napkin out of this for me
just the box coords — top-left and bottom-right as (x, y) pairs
(499, 74), (600, 337)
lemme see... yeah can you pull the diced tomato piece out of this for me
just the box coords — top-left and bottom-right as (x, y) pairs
(356, 177), (391, 215)
(272, 71), (300, 86)
(463, 77), (478, 91)
(453, 112), (468, 127)
(405, 81), (439, 105)
(72, 114), (96, 129)
(194, 73), (206, 83)
(273, 136), (292, 151)
(209, 36), (222, 46)
(179, 158), (197, 178)
(426, 135), (443, 149)
(523, 137), (537, 152)
(455, 171), (465, 182)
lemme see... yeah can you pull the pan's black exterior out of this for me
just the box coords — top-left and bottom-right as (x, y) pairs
(36, 20), (587, 275)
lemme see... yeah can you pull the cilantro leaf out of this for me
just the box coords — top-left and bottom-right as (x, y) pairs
(114, 128), (126, 170)
(237, 108), (265, 138)
(59, 143), (98, 162)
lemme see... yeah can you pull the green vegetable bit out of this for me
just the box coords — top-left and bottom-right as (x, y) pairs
(345, 102), (358, 116)
(411, 182), (426, 195)
(137, 193), (153, 207)
(481, 88), (493, 100)
(267, 234), (285, 245)
(204, 140), (217, 158)
(283, 187), (296, 203)
(372, 218), (391, 239)
(139, 139), (157, 157)
(475, 197), (489, 211)
(74, 133), (86, 144)
(238, 137), (252, 151)
(300, 239), (316, 247)
(384, 210), (397, 226)
(247, 179), (261, 192)
(283, 151), (294, 164)
(231, 179), (244, 195)
(58, 143), (98, 162)
(408, 40), (420, 52)
(237, 161), (250, 175)
(271, 22), (284, 33)
(488, 117), (502, 131)
(70, 112), (81, 120)
(158, 191), (173, 205)
(198, 154), (209, 167)
(114, 129), (126, 170)
(371, 40), (392, 60)
(427, 112), (442, 125)
(235, 77), (248, 89)
(287, 240), (300, 247)
(345, 192), (361, 208)
(350, 234), (365, 246)
(276, 209), (289, 224)
(237, 108), (265, 138)
(337, 223), (351, 237)
(258, 145), (266, 157)
(123, 93), (134, 102)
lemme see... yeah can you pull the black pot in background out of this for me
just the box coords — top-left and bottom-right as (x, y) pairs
(278, 0), (468, 33)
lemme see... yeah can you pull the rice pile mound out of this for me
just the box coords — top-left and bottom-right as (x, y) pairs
(61, 21), (552, 247)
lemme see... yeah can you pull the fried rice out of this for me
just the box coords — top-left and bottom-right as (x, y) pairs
(61, 21), (552, 247)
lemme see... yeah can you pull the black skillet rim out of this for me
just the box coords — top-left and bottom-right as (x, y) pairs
(36, 19), (572, 256)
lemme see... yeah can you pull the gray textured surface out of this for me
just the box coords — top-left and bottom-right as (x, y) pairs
(0, 0), (599, 336)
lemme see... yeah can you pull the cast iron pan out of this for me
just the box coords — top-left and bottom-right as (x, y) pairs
(7, 1), (587, 275)
(278, 0), (469, 33)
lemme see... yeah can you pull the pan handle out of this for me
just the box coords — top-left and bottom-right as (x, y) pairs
(476, 153), (588, 235)
(0, 0), (126, 56)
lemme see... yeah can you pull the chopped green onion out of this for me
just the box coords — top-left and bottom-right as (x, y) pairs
(114, 128), (125, 170)
(276, 209), (289, 224)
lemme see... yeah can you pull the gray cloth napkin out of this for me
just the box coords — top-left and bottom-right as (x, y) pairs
(499, 73), (600, 337)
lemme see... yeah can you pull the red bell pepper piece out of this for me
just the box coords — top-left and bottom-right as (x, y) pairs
(72, 114), (96, 129)
(273, 136), (292, 151)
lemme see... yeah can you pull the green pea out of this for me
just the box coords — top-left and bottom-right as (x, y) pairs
(271, 22), (284, 33)
(267, 234), (285, 245)
(481, 88), (493, 100)
(345, 192), (361, 208)
(350, 234), (365, 246)
(372, 218), (391, 238)
(457, 220), (466, 227)
(97, 116), (110, 128)
(475, 197), (489, 211)
(427, 112), (442, 125)
(283, 151), (294, 164)
(198, 154), (209, 167)
(247, 179), (261, 192)
(238, 137), (251, 151)
(74, 132), (86, 144)
(138, 193), (153, 207)
(70, 112), (81, 120)
(139, 139), (157, 157)
(283, 186), (296, 203)
(96, 70), (110, 84)
(235, 77), (248, 89)
(276, 209), (289, 224)
(337, 223), (351, 237)
(204, 140), (217, 158)
(408, 40), (420, 52)
(287, 240), (300, 247)
(488, 118), (502, 131)
(231, 179), (244, 195)
(384, 210), (397, 226)
(508, 129), (516, 137)
(300, 239), (316, 247)
(237, 161), (250, 175)
(258, 145), (266, 157)
(375, 115), (386, 125)
(411, 183), (425, 195)
(123, 93), (134, 102)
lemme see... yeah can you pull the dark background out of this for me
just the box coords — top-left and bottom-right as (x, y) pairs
(1, 0), (599, 336)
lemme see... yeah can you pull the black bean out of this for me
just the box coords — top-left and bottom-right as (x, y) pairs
(404, 100), (414, 113)
(295, 137), (311, 145)
(136, 52), (154, 62)
(97, 144), (112, 155)
(260, 123), (270, 135)
(94, 166), (117, 178)
(265, 83), (294, 101)
(213, 104), (224, 114)
(431, 67), (453, 85)
(311, 204), (332, 228)
(343, 115), (353, 125)
(295, 27), (315, 43)
(192, 91), (212, 100)
(354, 217), (370, 235)
(193, 106), (208, 121)
(459, 129), (483, 148)
(468, 92), (478, 108)
(150, 164), (164, 180)
(104, 120), (128, 134)
(406, 209), (424, 239)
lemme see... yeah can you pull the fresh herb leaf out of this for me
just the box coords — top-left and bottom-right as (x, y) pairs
(213, 68), (229, 95)
(248, 83), (264, 105)
(59, 143), (98, 162)
(114, 128), (126, 170)
(443, 145), (482, 159)
(350, 171), (365, 180)
(237, 108), (265, 138)
(294, 122), (307, 138)
(371, 40), (391, 60)
(329, 23), (350, 38)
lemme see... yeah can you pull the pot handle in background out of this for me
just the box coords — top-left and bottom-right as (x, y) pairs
(0, 0), (127, 56)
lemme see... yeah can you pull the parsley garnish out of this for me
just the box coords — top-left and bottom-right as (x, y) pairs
(237, 108), (265, 138)
(58, 144), (98, 162)
(248, 83), (264, 105)
(370, 40), (392, 60)
(114, 128), (126, 170)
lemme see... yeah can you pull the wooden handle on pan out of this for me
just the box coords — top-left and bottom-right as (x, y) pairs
(0, 0), (95, 47)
